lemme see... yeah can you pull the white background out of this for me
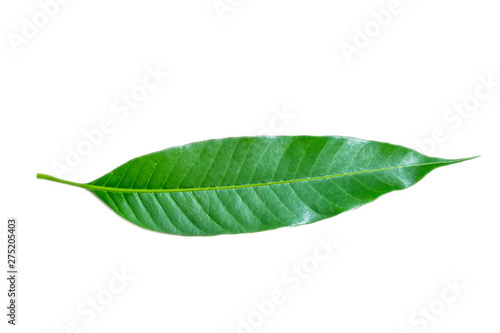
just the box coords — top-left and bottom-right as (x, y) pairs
(1, 0), (499, 332)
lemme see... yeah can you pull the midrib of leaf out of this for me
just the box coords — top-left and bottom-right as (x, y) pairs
(36, 157), (473, 193)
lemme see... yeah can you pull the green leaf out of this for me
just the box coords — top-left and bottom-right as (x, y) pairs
(37, 136), (476, 236)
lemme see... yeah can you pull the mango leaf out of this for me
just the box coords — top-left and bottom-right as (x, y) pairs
(37, 136), (475, 236)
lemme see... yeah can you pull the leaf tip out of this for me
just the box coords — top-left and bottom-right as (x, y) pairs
(445, 155), (480, 165)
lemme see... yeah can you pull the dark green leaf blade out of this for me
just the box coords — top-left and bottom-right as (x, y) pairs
(37, 136), (476, 236)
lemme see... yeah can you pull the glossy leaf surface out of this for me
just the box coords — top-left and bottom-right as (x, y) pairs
(37, 136), (474, 236)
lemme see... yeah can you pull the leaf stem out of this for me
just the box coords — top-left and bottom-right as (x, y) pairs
(36, 173), (87, 189)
